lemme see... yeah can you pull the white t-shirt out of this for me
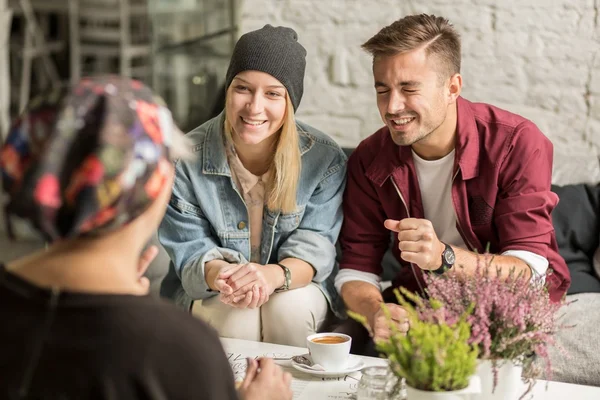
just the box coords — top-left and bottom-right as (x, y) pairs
(411, 149), (466, 248)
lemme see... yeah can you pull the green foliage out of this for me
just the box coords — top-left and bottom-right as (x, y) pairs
(349, 288), (478, 392)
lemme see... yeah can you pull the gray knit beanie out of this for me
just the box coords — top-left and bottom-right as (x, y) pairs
(225, 24), (307, 111)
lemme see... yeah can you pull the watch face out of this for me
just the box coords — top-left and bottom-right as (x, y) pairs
(444, 248), (456, 265)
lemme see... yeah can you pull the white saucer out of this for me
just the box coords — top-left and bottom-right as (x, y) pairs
(291, 354), (365, 377)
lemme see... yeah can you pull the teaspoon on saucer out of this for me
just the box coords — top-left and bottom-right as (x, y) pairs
(273, 355), (313, 367)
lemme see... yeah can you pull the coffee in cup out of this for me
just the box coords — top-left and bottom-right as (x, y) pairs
(310, 335), (349, 345)
(306, 333), (352, 371)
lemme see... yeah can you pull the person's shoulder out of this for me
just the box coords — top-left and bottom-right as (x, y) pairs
(296, 119), (347, 162)
(174, 114), (226, 176)
(350, 125), (391, 165)
(148, 298), (221, 341)
(131, 298), (238, 399)
(464, 98), (546, 140)
(178, 113), (223, 160)
(185, 113), (222, 142)
(112, 296), (219, 350)
(131, 298), (230, 369)
(462, 98), (552, 159)
(297, 120), (342, 149)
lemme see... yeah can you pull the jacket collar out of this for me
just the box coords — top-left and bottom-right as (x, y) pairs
(454, 97), (480, 180)
(366, 96), (480, 186)
(201, 111), (315, 176)
(202, 112), (230, 176)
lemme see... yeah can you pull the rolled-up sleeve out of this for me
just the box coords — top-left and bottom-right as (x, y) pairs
(495, 121), (558, 256)
(494, 121), (570, 299)
(277, 162), (346, 282)
(338, 148), (390, 276)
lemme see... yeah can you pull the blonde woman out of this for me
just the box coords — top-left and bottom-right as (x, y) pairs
(159, 25), (347, 346)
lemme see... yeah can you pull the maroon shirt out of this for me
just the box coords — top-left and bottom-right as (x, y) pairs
(339, 97), (570, 302)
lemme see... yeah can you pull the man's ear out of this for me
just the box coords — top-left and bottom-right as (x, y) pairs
(447, 73), (462, 103)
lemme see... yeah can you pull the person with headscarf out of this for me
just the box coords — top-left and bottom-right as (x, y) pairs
(0, 76), (292, 400)
(159, 25), (347, 347)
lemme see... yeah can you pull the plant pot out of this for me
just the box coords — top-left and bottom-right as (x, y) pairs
(475, 359), (523, 400)
(405, 376), (481, 400)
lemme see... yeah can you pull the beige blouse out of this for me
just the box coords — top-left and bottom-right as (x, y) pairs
(225, 143), (270, 263)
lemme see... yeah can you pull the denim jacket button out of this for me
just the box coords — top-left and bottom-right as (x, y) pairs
(237, 221), (247, 230)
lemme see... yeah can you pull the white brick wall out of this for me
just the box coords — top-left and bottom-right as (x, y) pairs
(238, 0), (600, 185)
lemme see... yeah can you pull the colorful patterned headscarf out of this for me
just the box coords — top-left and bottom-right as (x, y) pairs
(1, 76), (187, 241)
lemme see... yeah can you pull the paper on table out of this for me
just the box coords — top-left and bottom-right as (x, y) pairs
(228, 352), (310, 397)
(296, 374), (361, 400)
(228, 351), (293, 380)
(226, 351), (362, 400)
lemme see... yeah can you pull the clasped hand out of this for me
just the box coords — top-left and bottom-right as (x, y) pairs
(384, 217), (445, 271)
(212, 263), (280, 309)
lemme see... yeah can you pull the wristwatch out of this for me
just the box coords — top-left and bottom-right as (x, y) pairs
(431, 242), (455, 275)
(274, 263), (291, 292)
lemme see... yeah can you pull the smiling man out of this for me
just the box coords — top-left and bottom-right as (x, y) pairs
(336, 14), (571, 350)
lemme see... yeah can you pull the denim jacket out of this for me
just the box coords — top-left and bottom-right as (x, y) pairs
(159, 112), (347, 317)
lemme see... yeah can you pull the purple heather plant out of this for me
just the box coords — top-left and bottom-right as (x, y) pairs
(417, 254), (568, 389)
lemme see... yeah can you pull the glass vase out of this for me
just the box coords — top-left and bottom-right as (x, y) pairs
(356, 366), (407, 400)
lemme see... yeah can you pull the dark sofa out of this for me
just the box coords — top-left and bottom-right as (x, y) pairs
(544, 183), (600, 386)
(551, 184), (600, 294)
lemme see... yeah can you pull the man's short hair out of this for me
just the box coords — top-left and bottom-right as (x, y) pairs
(362, 14), (461, 81)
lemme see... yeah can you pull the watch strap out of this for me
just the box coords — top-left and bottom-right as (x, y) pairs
(431, 243), (454, 275)
(274, 263), (291, 292)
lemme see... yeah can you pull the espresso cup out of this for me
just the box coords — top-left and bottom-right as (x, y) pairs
(306, 333), (352, 371)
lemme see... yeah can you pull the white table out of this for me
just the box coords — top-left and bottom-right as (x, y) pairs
(221, 338), (600, 400)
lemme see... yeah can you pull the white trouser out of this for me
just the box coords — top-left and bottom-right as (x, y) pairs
(192, 283), (329, 347)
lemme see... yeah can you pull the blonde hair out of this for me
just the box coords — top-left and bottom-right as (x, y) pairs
(362, 14), (461, 82)
(224, 92), (300, 213)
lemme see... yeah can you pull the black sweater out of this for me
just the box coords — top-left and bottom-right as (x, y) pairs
(0, 264), (238, 400)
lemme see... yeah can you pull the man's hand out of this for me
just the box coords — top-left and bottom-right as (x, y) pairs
(385, 218), (445, 271)
(370, 303), (410, 342)
(238, 358), (293, 400)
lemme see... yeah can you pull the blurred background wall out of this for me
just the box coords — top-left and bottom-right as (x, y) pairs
(1, 0), (599, 262)
(238, 0), (600, 185)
